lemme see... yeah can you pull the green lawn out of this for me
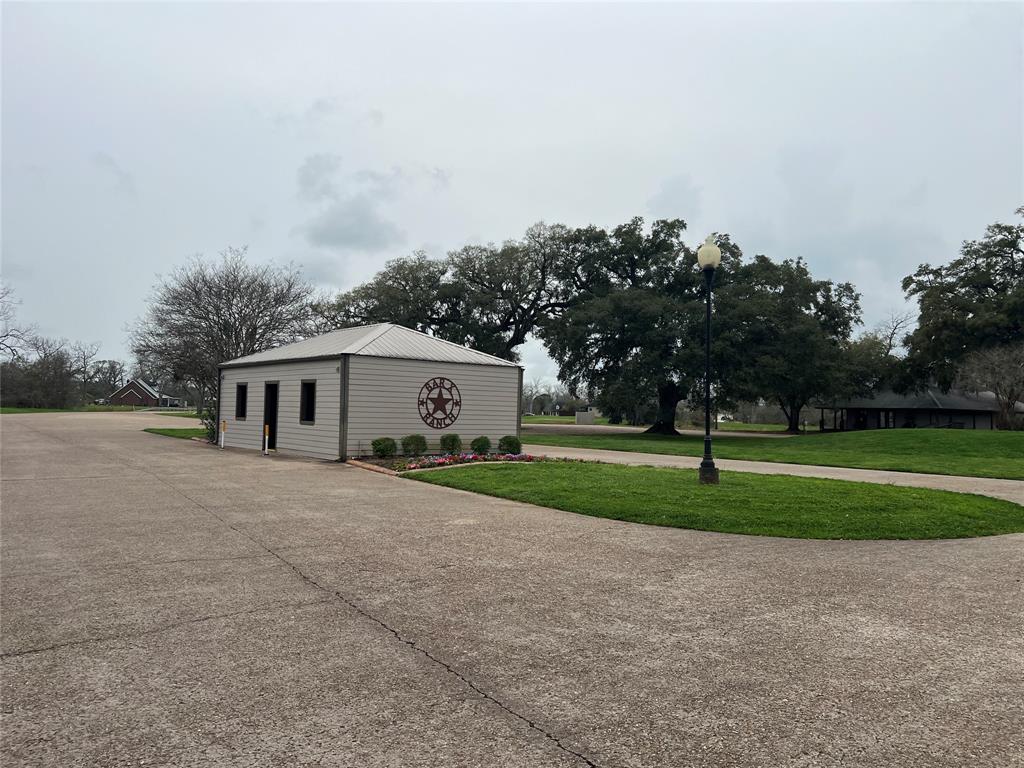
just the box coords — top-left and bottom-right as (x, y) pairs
(1, 405), (163, 414)
(522, 414), (615, 425)
(520, 415), (815, 432)
(717, 421), (819, 432)
(411, 462), (1024, 540)
(521, 428), (1024, 480)
(1, 407), (71, 414)
(143, 427), (207, 439)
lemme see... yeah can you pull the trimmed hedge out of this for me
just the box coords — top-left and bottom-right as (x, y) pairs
(498, 435), (522, 454)
(371, 437), (397, 458)
(439, 433), (463, 454)
(401, 434), (428, 456)
(470, 436), (491, 454)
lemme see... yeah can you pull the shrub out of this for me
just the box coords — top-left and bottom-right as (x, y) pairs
(401, 434), (428, 456)
(498, 434), (522, 454)
(470, 436), (491, 454)
(201, 406), (217, 444)
(439, 433), (462, 454)
(371, 437), (396, 458)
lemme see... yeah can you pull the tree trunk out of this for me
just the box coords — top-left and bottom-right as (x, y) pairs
(645, 382), (680, 435)
(994, 387), (1021, 430)
(780, 399), (803, 433)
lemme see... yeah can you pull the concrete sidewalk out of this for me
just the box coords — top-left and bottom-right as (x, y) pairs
(3, 412), (1023, 767)
(524, 443), (1024, 505)
(523, 423), (795, 438)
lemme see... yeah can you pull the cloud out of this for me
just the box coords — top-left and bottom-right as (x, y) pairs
(304, 97), (339, 123)
(298, 194), (405, 252)
(647, 173), (701, 221)
(362, 108), (384, 128)
(92, 152), (136, 197)
(427, 167), (451, 189)
(296, 153), (343, 202)
(353, 167), (407, 200)
(295, 157), (430, 252)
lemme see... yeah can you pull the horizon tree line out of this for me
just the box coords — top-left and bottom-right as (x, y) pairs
(4, 208), (1020, 429)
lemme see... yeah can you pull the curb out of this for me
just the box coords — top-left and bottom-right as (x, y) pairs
(346, 459), (399, 476)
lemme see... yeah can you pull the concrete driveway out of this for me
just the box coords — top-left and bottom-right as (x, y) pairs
(2, 412), (1022, 767)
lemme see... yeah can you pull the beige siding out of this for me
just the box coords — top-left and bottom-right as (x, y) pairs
(220, 360), (341, 460)
(346, 356), (520, 457)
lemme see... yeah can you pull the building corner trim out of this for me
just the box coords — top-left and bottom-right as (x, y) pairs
(338, 355), (350, 461)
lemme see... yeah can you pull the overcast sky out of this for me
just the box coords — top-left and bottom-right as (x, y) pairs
(3, 2), (1021, 383)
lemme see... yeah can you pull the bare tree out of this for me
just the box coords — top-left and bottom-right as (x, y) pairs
(873, 310), (915, 357)
(520, 376), (548, 414)
(130, 247), (314, 424)
(70, 341), (101, 404)
(956, 344), (1024, 429)
(0, 283), (36, 360)
(90, 359), (127, 397)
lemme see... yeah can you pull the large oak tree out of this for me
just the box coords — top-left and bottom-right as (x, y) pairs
(902, 207), (1024, 389)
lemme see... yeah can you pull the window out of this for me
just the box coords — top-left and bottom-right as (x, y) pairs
(235, 384), (248, 419)
(300, 380), (316, 424)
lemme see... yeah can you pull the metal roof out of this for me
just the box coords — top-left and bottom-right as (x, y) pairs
(828, 388), (1022, 413)
(220, 323), (519, 368)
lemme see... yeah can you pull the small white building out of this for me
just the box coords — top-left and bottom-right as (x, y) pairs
(217, 323), (522, 460)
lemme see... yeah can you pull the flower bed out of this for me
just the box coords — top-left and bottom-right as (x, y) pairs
(402, 452), (536, 472)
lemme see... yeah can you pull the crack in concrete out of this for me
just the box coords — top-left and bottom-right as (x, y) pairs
(0, 598), (331, 660)
(4, 422), (605, 767)
(153, 477), (605, 768)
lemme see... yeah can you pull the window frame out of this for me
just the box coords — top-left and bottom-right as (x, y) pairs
(235, 383), (248, 420)
(299, 380), (316, 425)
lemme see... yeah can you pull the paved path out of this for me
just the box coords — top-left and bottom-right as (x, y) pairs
(524, 423), (795, 438)
(2, 412), (1023, 767)
(524, 444), (1024, 505)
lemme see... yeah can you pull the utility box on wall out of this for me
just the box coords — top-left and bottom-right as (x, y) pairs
(218, 324), (522, 460)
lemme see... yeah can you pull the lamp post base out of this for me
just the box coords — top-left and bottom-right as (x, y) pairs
(698, 464), (720, 485)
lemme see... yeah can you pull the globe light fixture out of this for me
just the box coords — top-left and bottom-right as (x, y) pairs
(697, 235), (720, 484)
(697, 235), (722, 270)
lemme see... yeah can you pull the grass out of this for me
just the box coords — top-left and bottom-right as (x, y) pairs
(522, 414), (615, 425)
(520, 415), (816, 432)
(411, 461), (1024, 540)
(143, 427), (207, 440)
(521, 428), (1024, 480)
(717, 421), (819, 432)
(1, 407), (71, 414)
(1, 405), (186, 414)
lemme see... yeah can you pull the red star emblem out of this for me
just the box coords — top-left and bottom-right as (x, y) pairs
(428, 390), (450, 416)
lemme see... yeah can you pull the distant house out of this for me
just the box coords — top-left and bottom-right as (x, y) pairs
(108, 379), (183, 408)
(824, 388), (1022, 431)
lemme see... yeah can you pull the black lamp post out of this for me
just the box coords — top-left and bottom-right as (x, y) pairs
(696, 235), (721, 485)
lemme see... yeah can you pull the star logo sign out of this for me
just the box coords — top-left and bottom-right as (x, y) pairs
(417, 377), (462, 429)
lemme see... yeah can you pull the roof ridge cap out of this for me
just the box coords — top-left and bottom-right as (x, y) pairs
(347, 323), (395, 354)
(384, 324), (517, 366)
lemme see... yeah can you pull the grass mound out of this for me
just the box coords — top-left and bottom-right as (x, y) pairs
(412, 461), (1024, 540)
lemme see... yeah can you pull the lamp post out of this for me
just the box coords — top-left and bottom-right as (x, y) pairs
(696, 235), (721, 485)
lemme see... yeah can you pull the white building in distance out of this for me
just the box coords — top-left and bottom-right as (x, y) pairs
(218, 323), (522, 460)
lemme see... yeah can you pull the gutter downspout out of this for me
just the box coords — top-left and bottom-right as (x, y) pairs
(516, 366), (523, 440)
(338, 355), (350, 461)
(215, 368), (222, 446)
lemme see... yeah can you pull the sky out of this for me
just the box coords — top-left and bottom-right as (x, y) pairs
(2, 1), (1021, 384)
